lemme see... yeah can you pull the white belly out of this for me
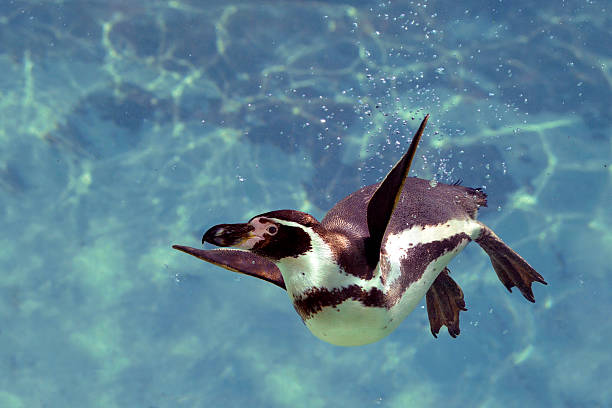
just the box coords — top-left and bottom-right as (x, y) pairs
(305, 300), (396, 346)
(278, 218), (482, 346)
(302, 221), (480, 346)
(304, 238), (470, 346)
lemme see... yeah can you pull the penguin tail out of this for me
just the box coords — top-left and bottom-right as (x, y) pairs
(451, 185), (487, 219)
(475, 224), (547, 302)
(470, 187), (488, 208)
(426, 267), (467, 338)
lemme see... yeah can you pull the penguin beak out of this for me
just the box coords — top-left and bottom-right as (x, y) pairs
(202, 223), (255, 248)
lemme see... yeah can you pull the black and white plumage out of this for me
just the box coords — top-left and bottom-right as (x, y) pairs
(173, 115), (547, 346)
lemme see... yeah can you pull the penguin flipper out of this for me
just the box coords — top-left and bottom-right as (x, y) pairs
(426, 267), (467, 338)
(172, 245), (286, 290)
(367, 115), (429, 255)
(474, 224), (547, 302)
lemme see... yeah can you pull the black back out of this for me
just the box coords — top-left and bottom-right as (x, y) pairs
(321, 178), (486, 278)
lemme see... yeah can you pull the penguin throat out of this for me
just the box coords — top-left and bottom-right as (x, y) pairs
(274, 231), (345, 298)
(265, 220), (376, 299)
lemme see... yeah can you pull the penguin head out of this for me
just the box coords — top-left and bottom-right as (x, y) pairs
(202, 210), (320, 261)
(202, 210), (345, 303)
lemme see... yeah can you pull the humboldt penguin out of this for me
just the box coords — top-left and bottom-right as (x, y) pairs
(173, 115), (547, 346)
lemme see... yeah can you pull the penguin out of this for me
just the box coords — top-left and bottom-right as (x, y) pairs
(173, 115), (547, 346)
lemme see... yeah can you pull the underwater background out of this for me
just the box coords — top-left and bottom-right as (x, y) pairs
(1, 0), (611, 407)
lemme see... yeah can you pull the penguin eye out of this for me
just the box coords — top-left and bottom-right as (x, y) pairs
(267, 226), (278, 235)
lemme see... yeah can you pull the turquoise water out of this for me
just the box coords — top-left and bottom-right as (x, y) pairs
(1, 1), (610, 406)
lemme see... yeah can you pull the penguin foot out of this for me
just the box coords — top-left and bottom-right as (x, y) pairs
(475, 224), (547, 302)
(426, 268), (467, 338)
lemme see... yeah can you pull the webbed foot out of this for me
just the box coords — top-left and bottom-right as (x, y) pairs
(426, 267), (467, 338)
(475, 224), (547, 302)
